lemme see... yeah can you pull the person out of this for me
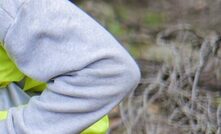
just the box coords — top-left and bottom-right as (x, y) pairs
(0, 0), (141, 133)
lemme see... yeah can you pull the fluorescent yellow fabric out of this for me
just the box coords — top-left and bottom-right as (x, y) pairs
(23, 76), (47, 92)
(0, 44), (109, 133)
(81, 115), (109, 134)
(0, 111), (8, 120)
(0, 45), (25, 88)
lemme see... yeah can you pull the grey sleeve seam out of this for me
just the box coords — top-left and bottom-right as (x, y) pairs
(3, 0), (30, 44)
(0, 7), (14, 19)
(0, 6), (13, 45)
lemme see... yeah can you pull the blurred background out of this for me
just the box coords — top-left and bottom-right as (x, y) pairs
(72, 0), (221, 134)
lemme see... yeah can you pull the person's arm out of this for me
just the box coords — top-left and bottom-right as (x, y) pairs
(0, 0), (141, 133)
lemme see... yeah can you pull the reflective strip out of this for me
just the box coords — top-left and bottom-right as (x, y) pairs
(0, 111), (8, 120)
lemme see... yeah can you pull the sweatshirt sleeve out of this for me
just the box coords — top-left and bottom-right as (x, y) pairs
(0, 0), (141, 133)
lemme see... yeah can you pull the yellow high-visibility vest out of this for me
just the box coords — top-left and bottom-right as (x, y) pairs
(0, 44), (109, 134)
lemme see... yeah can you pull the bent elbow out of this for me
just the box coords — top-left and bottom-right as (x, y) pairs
(123, 58), (141, 94)
(110, 53), (141, 99)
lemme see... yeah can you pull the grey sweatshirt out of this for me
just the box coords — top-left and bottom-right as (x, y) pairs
(0, 0), (141, 133)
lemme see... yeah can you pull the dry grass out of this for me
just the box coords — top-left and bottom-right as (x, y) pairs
(109, 25), (221, 134)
